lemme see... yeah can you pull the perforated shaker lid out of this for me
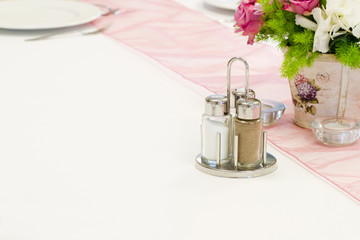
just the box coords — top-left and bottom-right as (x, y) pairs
(231, 88), (256, 108)
(205, 95), (228, 117)
(236, 98), (262, 120)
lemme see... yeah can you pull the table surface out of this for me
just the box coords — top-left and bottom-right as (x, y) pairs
(0, 0), (359, 239)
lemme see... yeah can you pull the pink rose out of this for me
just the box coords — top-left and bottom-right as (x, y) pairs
(282, 0), (319, 15)
(234, 0), (264, 45)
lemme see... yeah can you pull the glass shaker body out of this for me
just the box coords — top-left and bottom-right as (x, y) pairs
(201, 113), (232, 167)
(234, 118), (263, 169)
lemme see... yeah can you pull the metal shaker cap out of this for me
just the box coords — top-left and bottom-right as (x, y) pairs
(231, 88), (256, 108)
(205, 95), (228, 116)
(236, 98), (262, 120)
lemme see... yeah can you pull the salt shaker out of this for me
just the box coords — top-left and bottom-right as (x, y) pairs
(234, 98), (263, 169)
(201, 95), (232, 167)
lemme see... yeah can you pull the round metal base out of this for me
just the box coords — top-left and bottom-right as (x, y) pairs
(195, 153), (277, 178)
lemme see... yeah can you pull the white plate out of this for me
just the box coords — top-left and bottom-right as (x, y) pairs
(0, 0), (102, 30)
(204, 0), (238, 11)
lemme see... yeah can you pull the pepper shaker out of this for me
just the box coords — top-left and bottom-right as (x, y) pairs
(226, 57), (263, 169)
(201, 95), (232, 167)
(234, 98), (263, 169)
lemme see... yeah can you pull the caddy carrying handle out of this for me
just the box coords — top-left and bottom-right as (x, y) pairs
(226, 57), (249, 114)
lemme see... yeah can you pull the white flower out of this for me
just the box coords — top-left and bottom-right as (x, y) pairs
(294, 0), (360, 53)
(353, 26), (360, 38)
(295, 15), (317, 31)
(312, 8), (332, 53)
(325, 0), (360, 38)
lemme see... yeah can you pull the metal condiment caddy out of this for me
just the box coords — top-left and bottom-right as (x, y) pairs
(196, 57), (277, 178)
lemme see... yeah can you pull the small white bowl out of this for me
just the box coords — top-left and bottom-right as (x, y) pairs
(311, 117), (360, 146)
(261, 100), (286, 127)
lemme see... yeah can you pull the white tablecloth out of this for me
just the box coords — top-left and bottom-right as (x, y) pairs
(0, 0), (359, 239)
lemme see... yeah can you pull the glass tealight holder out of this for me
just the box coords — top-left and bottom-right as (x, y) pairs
(261, 100), (286, 127)
(311, 117), (360, 146)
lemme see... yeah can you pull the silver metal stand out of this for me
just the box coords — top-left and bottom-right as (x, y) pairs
(196, 130), (277, 178)
(196, 57), (278, 178)
(195, 152), (277, 178)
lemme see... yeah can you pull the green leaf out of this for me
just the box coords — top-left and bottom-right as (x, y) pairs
(319, 0), (327, 8)
(309, 106), (317, 115)
(309, 99), (319, 104)
(313, 85), (321, 91)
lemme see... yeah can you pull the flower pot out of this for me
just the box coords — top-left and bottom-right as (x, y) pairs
(289, 54), (360, 129)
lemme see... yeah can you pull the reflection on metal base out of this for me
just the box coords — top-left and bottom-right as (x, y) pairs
(195, 153), (277, 178)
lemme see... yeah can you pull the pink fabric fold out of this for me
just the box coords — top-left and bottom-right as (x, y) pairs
(84, 0), (360, 203)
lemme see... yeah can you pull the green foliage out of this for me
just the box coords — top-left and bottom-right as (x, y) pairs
(330, 34), (360, 69)
(282, 45), (319, 79)
(319, 0), (327, 8)
(256, 0), (316, 79)
(252, 0), (360, 79)
(335, 43), (360, 69)
(281, 30), (320, 78)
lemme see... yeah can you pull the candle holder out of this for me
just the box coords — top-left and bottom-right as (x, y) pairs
(311, 117), (360, 146)
(261, 100), (286, 127)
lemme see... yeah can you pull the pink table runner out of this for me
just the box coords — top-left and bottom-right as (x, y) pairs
(85, 0), (360, 203)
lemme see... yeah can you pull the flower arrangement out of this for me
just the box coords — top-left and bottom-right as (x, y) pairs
(234, 0), (360, 79)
